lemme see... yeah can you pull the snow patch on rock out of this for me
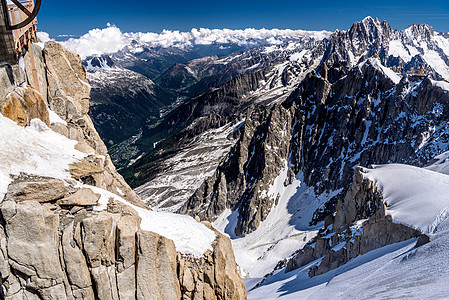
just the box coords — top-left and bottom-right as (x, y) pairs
(0, 115), (85, 201)
(92, 186), (216, 258)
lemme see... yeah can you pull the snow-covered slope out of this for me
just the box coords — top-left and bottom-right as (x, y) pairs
(0, 116), (85, 200)
(249, 236), (449, 299)
(249, 163), (449, 299)
(363, 164), (449, 233)
(92, 186), (216, 258)
(213, 168), (339, 277)
(0, 114), (216, 258)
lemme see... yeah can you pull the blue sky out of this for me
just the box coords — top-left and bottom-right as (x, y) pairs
(37, 0), (449, 37)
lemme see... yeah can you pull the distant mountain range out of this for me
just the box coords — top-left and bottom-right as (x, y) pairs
(76, 17), (449, 298)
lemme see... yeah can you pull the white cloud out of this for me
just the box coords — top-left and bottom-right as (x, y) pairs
(56, 24), (332, 59)
(61, 24), (130, 59)
(36, 31), (53, 49)
(36, 31), (53, 43)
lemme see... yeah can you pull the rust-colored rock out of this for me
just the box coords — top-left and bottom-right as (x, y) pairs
(0, 86), (49, 126)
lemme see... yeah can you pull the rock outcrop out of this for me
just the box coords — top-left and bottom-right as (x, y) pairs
(42, 41), (143, 208)
(284, 166), (425, 276)
(0, 179), (246, 299)
(0, 86), (49, 127)
(0, 42), (246, 299)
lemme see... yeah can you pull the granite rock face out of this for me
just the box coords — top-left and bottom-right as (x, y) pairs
(0, 42), (247, 299)
(5, 179), (66, 203)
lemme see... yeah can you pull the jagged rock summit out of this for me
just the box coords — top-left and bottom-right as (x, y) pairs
(0, 41), (246, 299)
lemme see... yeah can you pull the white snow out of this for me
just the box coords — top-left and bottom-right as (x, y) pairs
(48, 109), (67, 125)
(249, 163), (449, 299)
(423, 49), (449, 81)
(213, 208), (239, 239)
(0, 115), (85, 201)
(363, 58), (401, 84)
(91, 186), (216, 258)
(248, 236), (449, 299)
(362, 164), (449, 233)
(289, 50), (307, 62)
(426, 150), (449, 175)
(386, 33), (449, 81)
(136, 120), (241, 211)
(430, 79), (449, 92)
(388, 39), (413, 62)
(435, 35), (449, 57)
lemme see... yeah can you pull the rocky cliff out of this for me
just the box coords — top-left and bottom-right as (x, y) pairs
(284, 166), (425, 276)
(0, 42), (246, 299)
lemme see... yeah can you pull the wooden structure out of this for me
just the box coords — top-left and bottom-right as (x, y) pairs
(0, 0), (40, 64)
(8, 0), (38, 54)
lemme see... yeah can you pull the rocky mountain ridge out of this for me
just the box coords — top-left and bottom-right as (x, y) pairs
(84, 32), (330, 172)
(148, 17), (449, 280)
(180, 17), (449, 236)
(123, 36), (329, 202)
(284, 166), (425, 276)
(126, 17), (449, 218)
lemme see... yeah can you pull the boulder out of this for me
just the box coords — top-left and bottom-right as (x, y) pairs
(5, 179), (66, 202)
(415, 234), (431, 247)
(69, 158), (104, 185)
(57, 188), (100, 206)
(0, 86), (49, 126)
(0, 200), (66, 298)
(107, 198), (142, 218)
